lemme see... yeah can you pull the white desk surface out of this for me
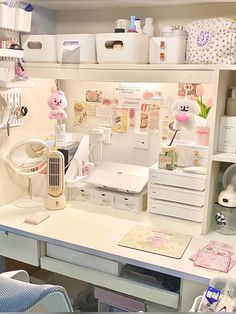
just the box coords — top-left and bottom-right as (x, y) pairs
(0, 201), (235, 285)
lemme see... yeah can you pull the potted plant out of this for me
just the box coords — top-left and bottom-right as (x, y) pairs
(190, 84), (212, 146)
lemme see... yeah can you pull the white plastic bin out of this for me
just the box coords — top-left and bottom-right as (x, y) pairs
(56, 34), (96, 63)
(0, 4), (15, 30)
(21, 35), (57, 62)
(149, 37), (186, 64)
(96, 33), (149, 64)
(15, 7), (32, 32)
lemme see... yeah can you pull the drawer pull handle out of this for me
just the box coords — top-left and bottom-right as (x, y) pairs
(194, 151), (200, 157)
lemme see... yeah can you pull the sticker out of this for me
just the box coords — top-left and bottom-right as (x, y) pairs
(74, 100), (87, 126)
(178, 83), (198, 97)
(86, 90), (102, 102)
(113, 84), (143, 99)
(111, 107), (129, 133)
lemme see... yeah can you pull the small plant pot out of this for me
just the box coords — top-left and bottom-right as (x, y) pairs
(195, 126), (210, 146)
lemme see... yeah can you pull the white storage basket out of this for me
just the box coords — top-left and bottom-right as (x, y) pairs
(149, 37), (186, 64)
(0, 4), (15, 30)
(96, 33), (149, 64)
(185, 18), (236, 64)
(56, 34), (96, 64)
(15, 7), (32, 32)
(21, 35), (57, 63)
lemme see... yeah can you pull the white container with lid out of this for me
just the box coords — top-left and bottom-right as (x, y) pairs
(215, 184), (236, 234)
(143, 17), (154, 37)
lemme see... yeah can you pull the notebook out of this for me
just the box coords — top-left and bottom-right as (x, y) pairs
(118, 225), (192, 259)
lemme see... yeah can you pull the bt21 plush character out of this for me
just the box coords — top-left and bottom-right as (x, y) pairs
(48, 90), (68, 121)
(171, 99), (199, 130)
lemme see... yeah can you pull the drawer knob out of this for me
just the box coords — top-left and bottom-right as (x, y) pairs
(194, 151), (200, 157)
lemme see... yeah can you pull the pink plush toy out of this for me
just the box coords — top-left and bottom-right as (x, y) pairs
(48, 90), (68, 120)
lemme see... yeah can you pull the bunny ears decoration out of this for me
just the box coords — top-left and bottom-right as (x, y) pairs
(48, 89), (68, 121)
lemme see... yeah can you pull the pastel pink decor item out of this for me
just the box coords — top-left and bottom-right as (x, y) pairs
(195, 126), (210, 146)
(48, 90), (68, 120)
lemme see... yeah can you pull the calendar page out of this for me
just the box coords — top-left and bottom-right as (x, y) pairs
(118, 225), (192, 259)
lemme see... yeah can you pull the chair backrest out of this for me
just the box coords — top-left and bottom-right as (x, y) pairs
(0, 274), (73, 312)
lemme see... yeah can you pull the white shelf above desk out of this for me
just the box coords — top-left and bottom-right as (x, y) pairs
(23, 63), (222, 83)
(212, 153), (236, 163)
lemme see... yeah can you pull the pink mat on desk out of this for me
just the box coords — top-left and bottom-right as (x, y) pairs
(118, 225), (192, 259)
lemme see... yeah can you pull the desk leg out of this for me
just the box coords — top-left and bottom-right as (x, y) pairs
(179, 279), (207, 312)
(0, 256), (5, 272)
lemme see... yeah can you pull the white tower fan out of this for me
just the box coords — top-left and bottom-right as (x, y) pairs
(45, 151), (66, 210)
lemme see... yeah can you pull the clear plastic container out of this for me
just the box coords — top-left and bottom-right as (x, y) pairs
(215, 202), (236, 235)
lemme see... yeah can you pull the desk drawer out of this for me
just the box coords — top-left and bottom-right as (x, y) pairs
(0, 230), (40, 266)
(46, 243), (122, 276)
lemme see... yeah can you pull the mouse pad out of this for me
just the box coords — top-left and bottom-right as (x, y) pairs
(118, 225), (192, 259)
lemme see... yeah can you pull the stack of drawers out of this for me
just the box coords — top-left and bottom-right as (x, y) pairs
(148, 163), (206, 222)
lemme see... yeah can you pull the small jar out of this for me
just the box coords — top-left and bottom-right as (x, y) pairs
(158, 145), (177, 171)
(215, 203), (236, 235)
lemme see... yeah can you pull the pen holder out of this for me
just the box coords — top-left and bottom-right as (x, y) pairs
(158, 145), (177, 171)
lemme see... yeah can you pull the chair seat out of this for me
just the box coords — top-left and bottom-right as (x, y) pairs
(0, 275), (71, 312)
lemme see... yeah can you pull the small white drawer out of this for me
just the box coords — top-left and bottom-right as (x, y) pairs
(94, 189), (115, 206)
(149, 165), (206, 191)
(176, 143), (208, 168)
(150, 184), (204, 207)
(0, 230), (40, 266)
(74, 184), (94, 202)
(114, 191), (147, 213)
(96, 33), (149, 64)
(21, 35), (57, 63)
(149, 199), (203, 222)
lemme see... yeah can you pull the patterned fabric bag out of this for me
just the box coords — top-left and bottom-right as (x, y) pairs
(185, 18), (236, 64)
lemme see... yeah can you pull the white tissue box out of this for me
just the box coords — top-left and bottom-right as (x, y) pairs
(56, 34), (96, 64)
(218, 116), (236, 153)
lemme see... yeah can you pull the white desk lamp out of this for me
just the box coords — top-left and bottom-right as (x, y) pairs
(7, 138), (50, 208)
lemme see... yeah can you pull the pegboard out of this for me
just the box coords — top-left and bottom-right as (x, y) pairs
(0, 88), (23, 127)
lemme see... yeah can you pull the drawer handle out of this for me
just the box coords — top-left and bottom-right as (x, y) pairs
(193, 159), (200, 166)
(194, 151), (200, 157)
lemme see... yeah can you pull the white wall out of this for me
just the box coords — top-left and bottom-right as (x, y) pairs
(0, 79), (55, 205)
(61, 80), (213, 167)
(56, 3), (236, 35)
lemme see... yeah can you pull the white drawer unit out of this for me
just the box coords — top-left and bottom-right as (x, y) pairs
(149, 199), (203, 222)
(73, 184), (94, 202)
(0, 230), (40, 266)
(148, 162), (206, 222)
(150, 185), (205, 207)
(149, 164), (206, 191)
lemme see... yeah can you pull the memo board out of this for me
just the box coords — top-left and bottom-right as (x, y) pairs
(118, 225), (192, 259)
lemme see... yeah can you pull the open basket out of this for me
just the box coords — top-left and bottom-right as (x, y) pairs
(190, 276), (236, 312)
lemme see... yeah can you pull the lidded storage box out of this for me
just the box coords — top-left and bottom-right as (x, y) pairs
(149, 37), (186, 64)
(56, 34), (97, 63)
(95, 33), (149, 64)
(185, 18), (236, 64)
(21, 35), (57, 63)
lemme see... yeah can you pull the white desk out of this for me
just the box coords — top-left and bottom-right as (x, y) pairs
(0, 201), (235, 311)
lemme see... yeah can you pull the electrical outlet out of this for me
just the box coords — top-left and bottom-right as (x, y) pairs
(98, 127), (111, 144)
(133, 131), (149, 150)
